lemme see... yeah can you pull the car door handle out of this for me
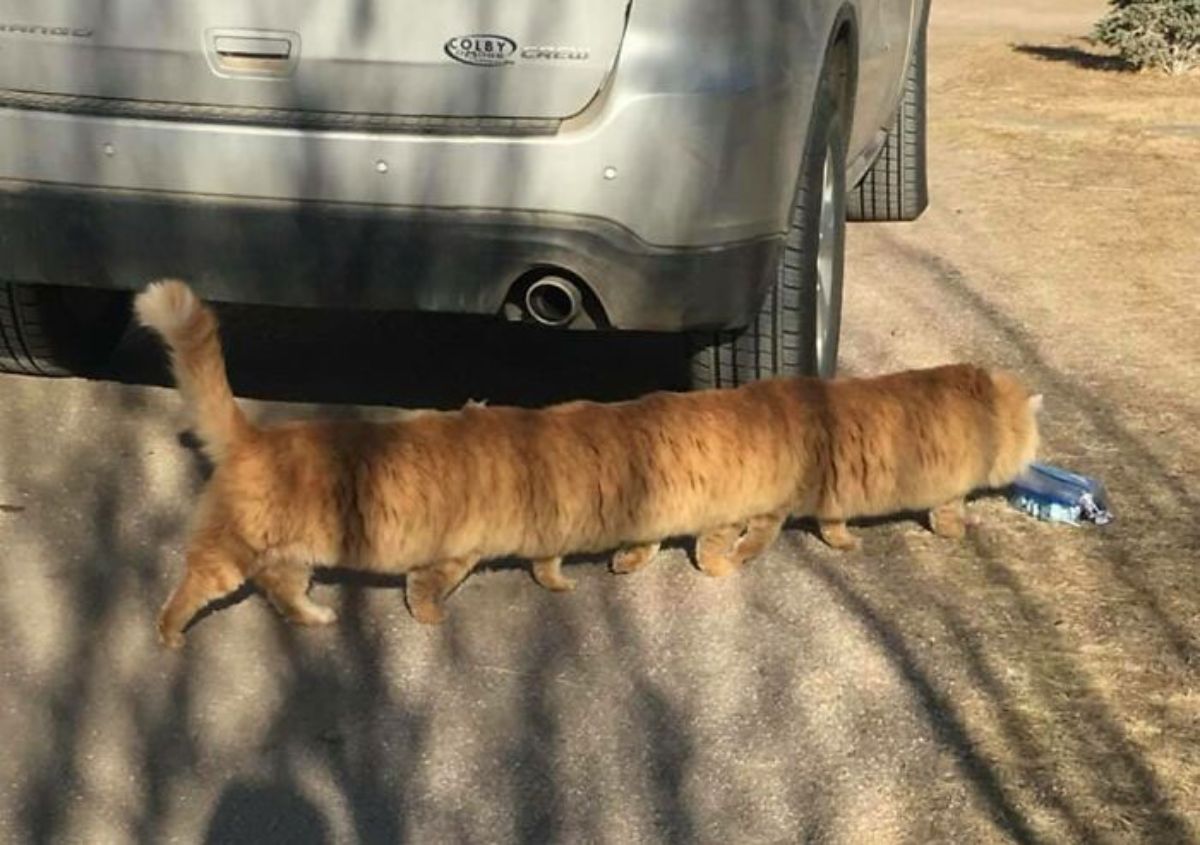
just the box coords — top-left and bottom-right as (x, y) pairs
(215, 36), (291, 60)
(205, 29), (300, 78)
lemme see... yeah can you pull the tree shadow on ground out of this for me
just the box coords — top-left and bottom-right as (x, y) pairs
(1012, 43), (1135, 73)
(3, 0), (1197, 835)
(5, 291), (1197, 841)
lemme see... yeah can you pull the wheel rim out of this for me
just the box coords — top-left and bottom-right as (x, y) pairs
(814, 142), (839, 379)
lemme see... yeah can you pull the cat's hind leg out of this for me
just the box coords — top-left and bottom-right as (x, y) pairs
(406, 556), (480, 625)
(531, 556), (576, 592)
(695, 525), (742, 577)
(818, 519), (862, 551)
(254, 557), (336, 628)
(611, 542), (662, 575)
(158, 531), (252, 649)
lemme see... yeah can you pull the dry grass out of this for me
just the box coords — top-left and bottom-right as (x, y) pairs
(838, 13), (1200, 838)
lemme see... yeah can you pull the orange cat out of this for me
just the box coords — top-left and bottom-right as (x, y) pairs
(678, 362), (1043, 578)
(136, 281), (1040, 648)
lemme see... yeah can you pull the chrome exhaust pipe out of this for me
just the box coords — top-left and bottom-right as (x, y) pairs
(523, 275), (583, 327)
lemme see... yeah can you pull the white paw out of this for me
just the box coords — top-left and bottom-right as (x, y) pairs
(298, 604), (338, 627)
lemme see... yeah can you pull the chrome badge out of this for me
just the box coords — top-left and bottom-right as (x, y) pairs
(444, 34), (517, 66)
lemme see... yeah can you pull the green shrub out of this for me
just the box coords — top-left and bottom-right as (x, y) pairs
(1094, 0), (1200, 73)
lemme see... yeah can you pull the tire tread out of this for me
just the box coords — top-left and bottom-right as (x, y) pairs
(0, 282), (129, 377)
(846, 17), (928, 223)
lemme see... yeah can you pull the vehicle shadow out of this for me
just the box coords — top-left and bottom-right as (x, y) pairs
(106, 301), (690, 410)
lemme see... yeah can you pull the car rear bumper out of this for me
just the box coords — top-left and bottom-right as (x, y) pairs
(0, 1), (851, 331)
(0, 181), (779, 332)
(0, 0), (832, 250)
(0, 64), (804, 252)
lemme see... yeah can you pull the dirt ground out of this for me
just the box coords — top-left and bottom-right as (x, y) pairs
(1, 1), (1198, 842)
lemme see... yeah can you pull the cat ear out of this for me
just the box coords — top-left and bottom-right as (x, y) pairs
(1028, 394), (1044, 415)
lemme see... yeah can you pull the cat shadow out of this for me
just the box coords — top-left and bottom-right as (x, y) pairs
(312, 538), (695, 592)
(182, 582), (258, 635)
(174, 502), (1015, 640)
(783, 489), (1011, 542)
(177, 537), (704, 638)
(784, 513), (926, 539)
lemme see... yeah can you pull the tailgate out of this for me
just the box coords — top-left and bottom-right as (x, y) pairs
(0, 1), (631, 120)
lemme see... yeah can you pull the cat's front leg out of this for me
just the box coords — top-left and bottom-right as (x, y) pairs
(611, 542), (662, 575)
(818, 519), (862, 551)
(406, 556), (480, 624)
(929, 499), (977, 539)
(730, 510), (788, 566)
(531, 556), (576, 592)
(695, 525), (742, 576)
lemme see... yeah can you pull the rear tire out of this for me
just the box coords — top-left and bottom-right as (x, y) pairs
(689, 74), (847, 389)
(846, 7), (929, 222)
(0, 282), (130, 376)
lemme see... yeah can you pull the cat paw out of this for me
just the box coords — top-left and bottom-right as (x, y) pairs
(730, 539), (773, 567)
(531, 557), (575, 591)
(536, 572), (576, 592)
(931, 521), (966, 540)
(612, 543), (660, 575)
(408, 597), (446, 626)
(292, 604), (338, 627)
(158, 625), (185, 651)
(819, 533), (861, 551)
(696, 552), (737, 577)
(822, 532), (863, 551)
(818, 521), (862, 551)
(610, 551), (642, 574)
(929, 506), (971, 539)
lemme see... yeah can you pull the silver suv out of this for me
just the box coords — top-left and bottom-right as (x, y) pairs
(0, 1), (929, 388)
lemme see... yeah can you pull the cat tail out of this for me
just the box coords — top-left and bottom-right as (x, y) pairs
(134, 280), (254, 463)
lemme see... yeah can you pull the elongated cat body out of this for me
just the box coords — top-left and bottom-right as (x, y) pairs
(136, 281), (1040, 647)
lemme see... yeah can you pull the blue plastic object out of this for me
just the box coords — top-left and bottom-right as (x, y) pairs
(1008, 463), (1113, 526)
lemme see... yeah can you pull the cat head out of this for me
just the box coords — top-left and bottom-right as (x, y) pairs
(987, 370), (1042, 487)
